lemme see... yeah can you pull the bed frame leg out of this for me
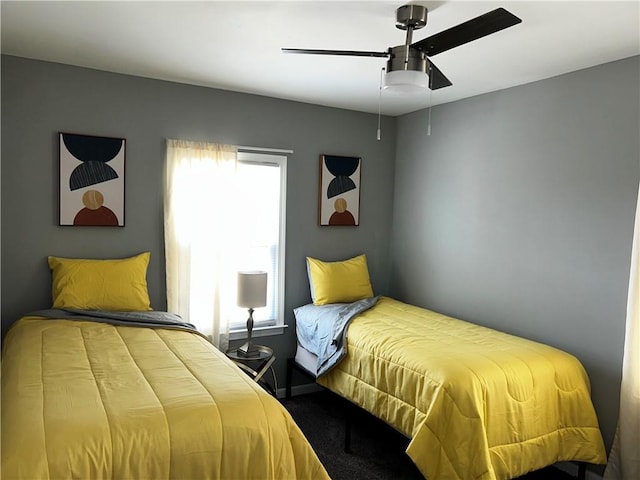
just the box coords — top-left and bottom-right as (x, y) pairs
(577, 462), (586, 480)
(285, 358), (294, 399)
(344, 415), (352, 453)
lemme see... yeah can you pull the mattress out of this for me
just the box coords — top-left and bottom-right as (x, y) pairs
(304, 296), (606, 480)
(295, 341), (319, 374)
(2, 315), (329, 480)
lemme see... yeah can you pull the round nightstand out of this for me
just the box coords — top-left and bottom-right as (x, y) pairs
(226, 345), (277, 395)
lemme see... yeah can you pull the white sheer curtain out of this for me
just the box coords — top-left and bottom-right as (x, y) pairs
(164, 139), (240, 351)
(605, 183), (640, 480)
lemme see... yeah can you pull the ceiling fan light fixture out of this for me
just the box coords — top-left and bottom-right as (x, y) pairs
(383, 69), (429, 93)
(283, 5), (522, 97)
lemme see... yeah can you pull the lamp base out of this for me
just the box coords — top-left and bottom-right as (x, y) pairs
(237, 341), (260, 357)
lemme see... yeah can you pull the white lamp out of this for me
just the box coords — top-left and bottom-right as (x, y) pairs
(237, 271), (267, 357)
(384, 69), (429, 93)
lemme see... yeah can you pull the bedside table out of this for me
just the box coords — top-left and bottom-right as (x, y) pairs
(226, 345), (277, 395)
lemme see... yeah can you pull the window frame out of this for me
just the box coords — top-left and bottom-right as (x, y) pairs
(229, 151), (287, 339)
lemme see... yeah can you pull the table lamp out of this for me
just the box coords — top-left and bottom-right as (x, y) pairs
(237, 271), (267, 357)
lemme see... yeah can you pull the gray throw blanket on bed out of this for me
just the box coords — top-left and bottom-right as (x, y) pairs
(294, 296), (378, 376)
(27, 309), (202, 335)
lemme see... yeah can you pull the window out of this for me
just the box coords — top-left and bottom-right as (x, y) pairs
(164, 140), (287, 349)
(229, 151), (287, 337)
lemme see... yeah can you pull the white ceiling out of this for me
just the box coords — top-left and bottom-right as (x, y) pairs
(1, 1), (639, 116)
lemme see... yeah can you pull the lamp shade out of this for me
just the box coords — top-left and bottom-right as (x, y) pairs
(237, 271), (267, 308)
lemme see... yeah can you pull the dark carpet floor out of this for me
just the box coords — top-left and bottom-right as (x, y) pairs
(280, 390), (576, 480)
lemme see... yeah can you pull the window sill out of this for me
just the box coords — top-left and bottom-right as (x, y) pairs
(229, 324), (288, 340)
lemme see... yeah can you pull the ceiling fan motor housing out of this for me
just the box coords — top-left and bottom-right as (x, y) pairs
(389, 4), (429, 76)
(387, 45), (428, 74)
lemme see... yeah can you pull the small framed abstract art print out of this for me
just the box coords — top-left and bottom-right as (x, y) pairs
(318, 154), (361, 226)
(59, 132), (125, 226)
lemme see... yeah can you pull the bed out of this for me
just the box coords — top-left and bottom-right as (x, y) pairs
(1, 253), (329, 480)
(288, 255), (607, 480)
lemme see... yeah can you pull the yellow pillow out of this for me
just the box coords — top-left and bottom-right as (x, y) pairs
(48, 252), (152, 311)
(306, 254), (374, 306)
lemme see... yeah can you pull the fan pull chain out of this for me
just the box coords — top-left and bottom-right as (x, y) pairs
(427, 68), (433, 136)
(377, 67), (385, 141)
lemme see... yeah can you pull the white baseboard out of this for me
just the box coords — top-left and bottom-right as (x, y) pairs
(276, 382), (323, 399)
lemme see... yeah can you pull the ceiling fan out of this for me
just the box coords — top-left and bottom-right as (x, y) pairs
(282, 4), (522, 92)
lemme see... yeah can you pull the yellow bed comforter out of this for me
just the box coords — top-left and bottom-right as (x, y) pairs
(318, 297), (606, 480)
(2, 316), (329, 480)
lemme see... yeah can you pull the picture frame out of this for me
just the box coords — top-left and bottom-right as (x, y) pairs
(318, 154), (361, 226)
(59, 132), (125, 226)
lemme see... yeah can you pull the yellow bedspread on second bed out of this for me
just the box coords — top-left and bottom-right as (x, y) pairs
(2, 316), (329, 480)
(318, 296), (606, 480)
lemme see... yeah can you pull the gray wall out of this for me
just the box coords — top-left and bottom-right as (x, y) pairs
(391, 56), (640, 455)
(0, 55), (397, 383)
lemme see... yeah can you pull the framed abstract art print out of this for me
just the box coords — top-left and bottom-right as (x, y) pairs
(318, 154), (361, 226)
(59, 132), (125, 226)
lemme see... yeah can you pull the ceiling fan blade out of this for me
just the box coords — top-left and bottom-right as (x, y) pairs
(412, 8), (522, 57)
(427, 61), (452, 90)
(282, 48), (389, 58)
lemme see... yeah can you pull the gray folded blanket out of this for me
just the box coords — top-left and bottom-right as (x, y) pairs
(27, 308), (201, 335)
